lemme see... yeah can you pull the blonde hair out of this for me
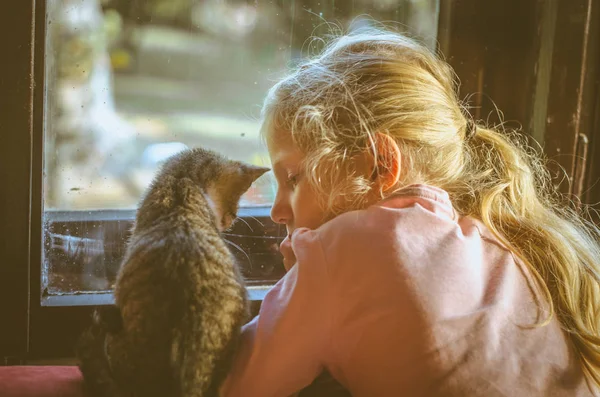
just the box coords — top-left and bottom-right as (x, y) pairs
(262, 27), (600, 388)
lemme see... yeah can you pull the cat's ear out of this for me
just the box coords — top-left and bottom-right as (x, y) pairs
(241, 164), (270, 183)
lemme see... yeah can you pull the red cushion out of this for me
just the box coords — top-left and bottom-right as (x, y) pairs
(0, 366), (85, 397)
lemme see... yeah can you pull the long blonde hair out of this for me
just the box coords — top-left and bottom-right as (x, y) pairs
(262, 27), (600, 387)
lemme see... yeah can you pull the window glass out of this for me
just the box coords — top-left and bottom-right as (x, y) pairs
(43, 0), (439, 295)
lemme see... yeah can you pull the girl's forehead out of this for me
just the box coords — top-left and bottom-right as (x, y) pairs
(266, 129), (294, 153)
(267, 130), (303, 165)
(266, 126), (292, 145)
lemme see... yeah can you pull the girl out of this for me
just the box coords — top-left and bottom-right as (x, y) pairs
(222, 27), (600, 396)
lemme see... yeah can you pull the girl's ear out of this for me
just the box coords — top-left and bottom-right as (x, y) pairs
(372, 132), (401, 192)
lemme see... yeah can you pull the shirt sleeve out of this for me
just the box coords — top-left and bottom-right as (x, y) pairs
(221, 228), (332, 397)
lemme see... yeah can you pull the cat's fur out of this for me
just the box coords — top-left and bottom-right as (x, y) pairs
(77, 148), (269, 397)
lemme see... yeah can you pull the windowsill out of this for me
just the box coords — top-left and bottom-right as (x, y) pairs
(41, 285), (273, 307)
(43, 206), (286, 295)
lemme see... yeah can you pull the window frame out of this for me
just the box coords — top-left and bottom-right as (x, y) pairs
(0, 0), (36, 361)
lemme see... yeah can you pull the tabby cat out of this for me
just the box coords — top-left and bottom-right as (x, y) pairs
(77, 148), (269, 397)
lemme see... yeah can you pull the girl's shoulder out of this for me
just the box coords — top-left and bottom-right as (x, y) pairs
(309, 184), (460, 245)
(294, 184), (513, 277)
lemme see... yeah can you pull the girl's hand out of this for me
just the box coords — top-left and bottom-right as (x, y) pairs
(280, 234), (297, 271)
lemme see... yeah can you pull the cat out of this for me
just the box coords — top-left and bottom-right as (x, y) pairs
(77, 147), (269, 397)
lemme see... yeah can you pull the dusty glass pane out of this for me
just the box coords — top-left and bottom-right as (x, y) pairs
(42, 0), (440, 295)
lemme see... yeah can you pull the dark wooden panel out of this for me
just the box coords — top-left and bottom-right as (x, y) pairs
(0, 0), (35, 358)
(439, 0), (599, 199)
(439, 0), (541, 128)
(581, 0), (600, 212)
(584, 87), (600, 215)
(544, 0), (597, 196)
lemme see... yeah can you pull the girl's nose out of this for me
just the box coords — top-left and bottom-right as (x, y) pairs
(270, 193), (291, 225)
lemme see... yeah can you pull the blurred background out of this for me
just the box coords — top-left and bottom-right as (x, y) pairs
(42, 0), (439, 293)
(44, 0), (439, 211)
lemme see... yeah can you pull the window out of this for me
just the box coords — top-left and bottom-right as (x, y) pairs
(42, 0), (440, 299)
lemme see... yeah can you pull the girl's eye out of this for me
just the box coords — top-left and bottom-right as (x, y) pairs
(286, 173), (299, 189)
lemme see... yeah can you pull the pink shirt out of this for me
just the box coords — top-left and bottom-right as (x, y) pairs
(222, 185), (594, 396)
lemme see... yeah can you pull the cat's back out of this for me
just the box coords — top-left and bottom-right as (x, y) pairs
(108, 180), (246, 396)
(115, 197), (236, 312)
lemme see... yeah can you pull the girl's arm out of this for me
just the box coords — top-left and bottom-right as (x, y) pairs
(221, 228), (332, 397)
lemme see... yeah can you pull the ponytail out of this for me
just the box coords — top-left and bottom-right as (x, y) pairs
(461, 123), (600, 387)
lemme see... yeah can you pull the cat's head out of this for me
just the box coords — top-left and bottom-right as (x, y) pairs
(204, 159), (270, 231)
(162, 148), (269, 231)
